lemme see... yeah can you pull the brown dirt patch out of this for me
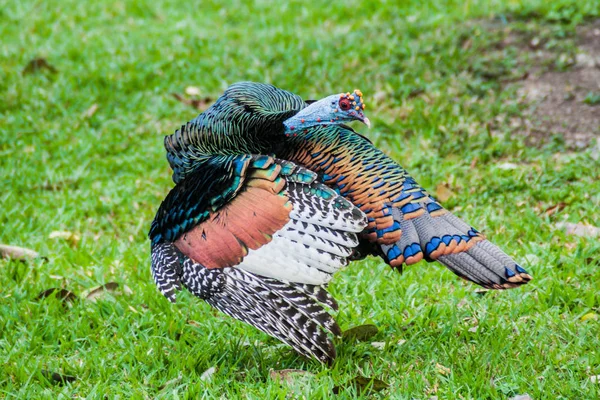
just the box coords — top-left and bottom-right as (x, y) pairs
(515, 20), (600, 148)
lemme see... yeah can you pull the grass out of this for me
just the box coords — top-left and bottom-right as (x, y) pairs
(1, 0), (600, 398)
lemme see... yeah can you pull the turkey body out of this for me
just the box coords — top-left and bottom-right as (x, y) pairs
(150, 82), (532, 363)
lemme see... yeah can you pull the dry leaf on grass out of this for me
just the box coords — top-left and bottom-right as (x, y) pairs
(200, 366), (216, 382)
(510, 395), (533, 400)
(49, 231), (80, 247)
(342, 324), (379, 342)
(158, 374), (182, 390)
(0, 244), (40, 260)
(556, 222), (600, 238)
(85, 282), (131, 301)
(22, 58), (57, 75)
(269, 369), (314, 385)
(172, 93), (213, 111)
(83, 104), (98, 118)
(435, 363), (451, 376)
(435, 183), (455, 202)
(497, 162), (519, 170)
(185, 86), (201, 96)
(541, 202), (567, 217)
(581, 312), (598, 322)
(333, 376), (389, 395)
(41, 370), (76, 385)
(36, 288), (78, 303)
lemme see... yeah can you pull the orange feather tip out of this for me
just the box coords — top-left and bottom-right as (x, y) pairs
(405, 252), (423, 265)
(378, 231), (401, 244)
(454, 240), (468, 253)
(429, 209), (448, 217)
(428, 242), (447, 260)
(375, 216), (394, 229)
(403, 209), (426, 220)
(507, 274), (525, 283)
(389, 257), (404, 268)
(444, 239), (458, 254)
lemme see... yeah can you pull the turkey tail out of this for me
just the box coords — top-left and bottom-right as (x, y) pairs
(380, 201), (532, 289)
(282, 125), (531, 289)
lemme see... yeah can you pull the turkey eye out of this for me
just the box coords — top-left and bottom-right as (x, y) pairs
(339, 98), (351, 111)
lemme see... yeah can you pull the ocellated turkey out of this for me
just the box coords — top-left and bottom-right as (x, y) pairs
(149, 82), (532, 363)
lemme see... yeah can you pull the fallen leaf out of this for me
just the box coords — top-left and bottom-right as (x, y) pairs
(200, 366), (216, 382)
(342, 324), (379, 342)
(435, 363), (451, 376)
(333, 376), (389, 395)
(171, 93), (213, 111)
(41, 370), (76, 385)
(185, 86), (201, 96)
(591, 375), (600, 384)
(497, 162), (519, 170)
(269, 369), (314, 385)
(590, 140), (600, 161)
(85, 282), (120, 301)
(556, 222), (600, 238)
(397, 339), (407, 346)
(581, 313), (598, 322)
(407, 88), (425, 99)
(499, 71), (529, 83)
(468, 326), (479, 333)
(470, 157), (478, 169)
(542, 202), (567, 217)
(49, 231), (80, 247)
(462, 38), (472, 50)
(83, 104), (98, 118)
(435, 183), (455, 202)
(36, 288), (78, 303)
(158, 373), (182, 390)
(371, 341), (386, 349)
(510, 395), (533, 400)
(0, 244), (39, 260)
(22, 58), (57, 75)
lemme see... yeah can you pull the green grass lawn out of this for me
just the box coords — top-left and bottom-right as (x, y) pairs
(2, 0), (600, 398)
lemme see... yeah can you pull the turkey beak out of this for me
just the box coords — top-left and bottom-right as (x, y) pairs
(361, 116), (371, 128)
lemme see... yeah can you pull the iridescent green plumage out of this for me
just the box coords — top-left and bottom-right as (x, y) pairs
(165, 82), (305, 184)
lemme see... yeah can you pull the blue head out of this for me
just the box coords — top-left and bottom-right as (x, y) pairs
(283, 89), (370, 136)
